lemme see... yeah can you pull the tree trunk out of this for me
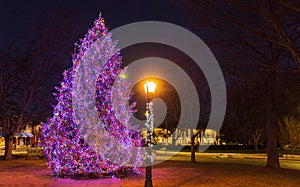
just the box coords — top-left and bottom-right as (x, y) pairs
(3, 136), (14, 160)
(144, 165), (153, 187)
(191, 135), (196, 163)
(265, 95), (280, 168)
(172, 132), (176, 146)
(265, 46), (280, 169)
(254, 141), (258, 152)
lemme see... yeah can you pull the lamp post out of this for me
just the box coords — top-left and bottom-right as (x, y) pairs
(144, 81), (157, 187)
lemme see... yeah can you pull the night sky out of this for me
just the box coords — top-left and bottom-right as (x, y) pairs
(0, 0), (203, 74)
(0, 0), (208, 123)
(0, 0), (195, 47)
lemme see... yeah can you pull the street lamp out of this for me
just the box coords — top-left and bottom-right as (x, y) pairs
(144, 81), (157, 187)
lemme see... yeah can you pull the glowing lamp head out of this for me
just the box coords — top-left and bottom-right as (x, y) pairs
(144, 81), (157, 93)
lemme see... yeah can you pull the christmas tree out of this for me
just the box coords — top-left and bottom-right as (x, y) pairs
(41, 14), (141, 177)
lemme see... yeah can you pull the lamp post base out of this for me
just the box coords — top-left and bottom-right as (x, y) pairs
(144, 165), (153, 187)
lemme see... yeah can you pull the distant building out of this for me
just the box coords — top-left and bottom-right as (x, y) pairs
(153, 128), (219, 146)
(0, 121), (41, 148)
(0, 134), (3, 147)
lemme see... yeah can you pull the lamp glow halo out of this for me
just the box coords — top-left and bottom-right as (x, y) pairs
(111, 21), (226, 166)
(115, 57), (200, 129)
(111, 57), (200, 164)
(72, 21), (227, 167)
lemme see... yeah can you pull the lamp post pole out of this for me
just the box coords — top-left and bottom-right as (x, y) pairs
(144, 81), (156, 187)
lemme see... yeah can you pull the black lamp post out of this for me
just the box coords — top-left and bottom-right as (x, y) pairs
(144, 81), (156, 187)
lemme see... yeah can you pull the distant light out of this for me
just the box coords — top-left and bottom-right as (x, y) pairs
(120, 73), (127, 79)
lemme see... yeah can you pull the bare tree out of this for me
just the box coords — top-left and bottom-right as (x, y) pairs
(278, 116), (300, 153)
(252, 128), (263, 152)
(190, 97), (209, 163)
(180, 0), (300, 168)
(0, 8), (80, 160)
(162, 84), (209, 163)
(0, 51), (47, 160)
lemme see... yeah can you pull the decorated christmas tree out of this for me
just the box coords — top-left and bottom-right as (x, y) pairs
(41, 14), (141, 177)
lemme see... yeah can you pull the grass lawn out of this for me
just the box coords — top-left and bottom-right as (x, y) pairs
(1, 158), (300, 187)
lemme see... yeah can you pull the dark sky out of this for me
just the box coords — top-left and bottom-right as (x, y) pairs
(0, 0), (206, 89)
(0, 0), (194, 46)
(0, 0), (211, 124)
